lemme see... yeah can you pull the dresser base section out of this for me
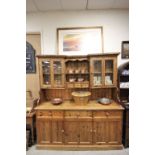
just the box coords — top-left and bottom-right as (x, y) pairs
(36, 144), (123, 150)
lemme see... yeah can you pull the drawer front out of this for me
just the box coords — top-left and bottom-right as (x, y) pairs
(65, 111), (92, 118)
(36, 110), (63, 118)
(93, 111), (122, 118)
(52, 111), (63, 118)
(67, 82), (89, 88)
(74, 83), (81, 88)
(81, 83), (89, 88)
(36, 111), (52, 117)
(67, 83), (74, 88)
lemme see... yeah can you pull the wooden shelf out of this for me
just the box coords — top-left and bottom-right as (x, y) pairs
(92, 72), (102, 74)
(105, 71), (113, 74)
(54, 73), (63, 75)
(66, 73), (89, 75)
(43, 73), (50, 75)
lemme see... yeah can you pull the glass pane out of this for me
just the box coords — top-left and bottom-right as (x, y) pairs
(93, 74), (102, 86)
(105, 60), (113, 73)
(105, 73), (113, 85)
(54, 75), (62, 86)
(105, 60), (113, 85)
(53, 61), (62, 74)
(93, 60), (102, 73)
(42, 61), (51, 85)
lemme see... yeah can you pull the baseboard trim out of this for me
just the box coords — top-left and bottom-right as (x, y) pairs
(36, 144), (123, 150)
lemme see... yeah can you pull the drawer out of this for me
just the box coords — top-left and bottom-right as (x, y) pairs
(52, 111), (63, 118)
(93, 111), (122, 118)
(74, 83), (81, 88)
(81, 83), (89, 88)
(37, 110), (63, 118)
(36, 111), (52, 117)
(65, 111), (92, 118)
(67, 83), (74, 88)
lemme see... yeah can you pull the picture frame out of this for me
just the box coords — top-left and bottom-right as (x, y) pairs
(57, 27), (103, 55)
(121, 41), (129, 59)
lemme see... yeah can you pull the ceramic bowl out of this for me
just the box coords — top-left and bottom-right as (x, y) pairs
(97, 98), (112, 105)
(78, 78), (84, 82)
(69, 78), (76, 82)
(51, 98), (63, 105)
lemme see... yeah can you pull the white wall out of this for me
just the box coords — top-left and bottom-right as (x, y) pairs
(26, 9), (129, 66)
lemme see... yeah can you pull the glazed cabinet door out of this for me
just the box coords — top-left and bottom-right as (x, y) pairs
(39, 58), (51, 88)
(90, 58), (104, 88)
(37, 120), (51, 144)
(104, 57), (117, 87)
(51, 59), (65, 88)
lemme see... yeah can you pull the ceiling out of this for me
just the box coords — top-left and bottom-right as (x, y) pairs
(27, 0), (129, 13)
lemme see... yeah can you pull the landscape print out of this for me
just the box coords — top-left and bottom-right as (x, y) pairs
(58, 27), (103, 55)
(63, 34), (82, 51)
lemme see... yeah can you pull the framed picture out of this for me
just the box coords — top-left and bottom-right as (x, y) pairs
(57, 27), (103, 55)
(121, 41), (129, 59)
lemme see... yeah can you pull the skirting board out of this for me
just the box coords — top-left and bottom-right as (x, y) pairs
(36, 144), (124, 150)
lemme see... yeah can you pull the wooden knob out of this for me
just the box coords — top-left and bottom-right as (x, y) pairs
(61, 130), (64, 133)
(106, 112), (110, 116)
(94, 130), (96, 133)
(39, 112), (43, 116)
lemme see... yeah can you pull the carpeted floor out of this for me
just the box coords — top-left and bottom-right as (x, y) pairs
(26, 145), (129, 155)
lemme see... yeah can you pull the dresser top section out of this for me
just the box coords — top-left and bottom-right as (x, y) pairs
(35, 100), (124, 111)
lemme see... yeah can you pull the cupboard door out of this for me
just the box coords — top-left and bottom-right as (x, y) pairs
(93, 120), (107, 145)
(51, 59), (65, 88)
(104, 58), (117, 87)
(51, 121), (64, 144)
(39, 59), (51, 88)
(64, 120), (79, 145)
(90, 58), (103, 88)
(79, 120), (92, 145)
(107, 119), (122, 144)
(64, 120), (92, 145)
(37, 120), (51, 144)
